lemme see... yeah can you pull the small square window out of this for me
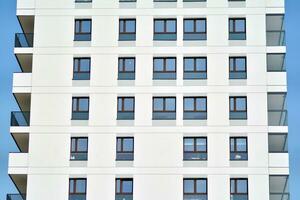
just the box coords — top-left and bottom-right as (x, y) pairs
(183, 97), (207, 120)
(117, 97), (135, 120)
(154, 19), (177, 41)
(229, 97), (247, 120)
(73, 58), (90, 80)
(183, 178), (207, 200)
(229, 57), (247, 79)
(116, 137), (134, 160)
(118, 58), (135, 80)
(116, 178), (133, 199)
(69, 178), (86, 200)
(184, 57), (207, 79)
(230, 137), (248, 160)
(74, 19), (91, 41)
(153, 97), (176, 120)
(72, 97), (89, 120)
(183, 137), (207, 160)
(119, 19), (136, 41)
(229, 18), (246, 40)
(153, 57), (176, 80)
(70, 137), (88, 161)
(230, 178), (248, 199)
(184, 19), (207, 40)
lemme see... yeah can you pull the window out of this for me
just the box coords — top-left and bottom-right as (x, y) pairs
(116, 137), (134, 160)
(69, 178), (86, 200)
(184, 19), (206, 40)
(183, 137), (207, 160)
(153, 97), (176, 120)
(74, 19), (91, 41)
(154, 19), (177, 41)
(73, 58), (90, 80)
(119, 19), (136, 41)
(230, 178), (248, 200)
(116, 178), (133, 200)
(229, 57), (247, 79)
(117, 97), (135, 120)
(269, 175), (289, 200)
(183, 179), (207, 200)
(153, 57), (176, 80)
(184, 57), (207, 80)
(229, 18), (246, 40)
(183, 97), (207, 120)
(268, 133), (288, 153)
(72, 97), (89, 120)
(70, 137), (88, 161)
(229, 97), (247, 120)
(230, 137), (248, 161)
(267, 53), (286, 72)
(118, 58), (135, 80)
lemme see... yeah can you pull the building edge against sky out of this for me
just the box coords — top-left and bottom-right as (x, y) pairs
(7, 0), (289, 200)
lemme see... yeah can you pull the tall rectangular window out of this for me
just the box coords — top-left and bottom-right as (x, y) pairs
(118, 57), (135, 80)
(154, 19), (177, 41)
(70, 137), (88, 161)
(229, 18), (246, 40)
(230, 137), (248, 161)
(183, 179), (207, 200)
(183, 137), (207, 160)
(229, 57), (247, 79)
(117, 97), (135, 120)
(73, 58), (90, 80)
(229, 97), (247, 120)
(184, 57), (207, 80)
(153, 97), (176, 120)
(183, 97), (207, 120)
(153, 57), (176, 80)
(116, 137), (134, 160)
(119, 19), (136, 41)
(184, 19), (206, 40)
(116, 179), (133, 200)
(69, 178), (86, 200)
(230, 178), (248, 200)
(74, 19), (91, 41)
(72, 97), (89, 120)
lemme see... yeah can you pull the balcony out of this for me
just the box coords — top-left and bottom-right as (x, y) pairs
(15, 33), (33, 48)
(11, 112), (30, 126)
(268, 93), (288, 126)
(266, 14), (285, 46)
(269, 175), (289, 200)
(17, 0), (34, 10)
(13, 73), (32, 88)
(9, 153), (28, 168)
(7, 194), (26, 200)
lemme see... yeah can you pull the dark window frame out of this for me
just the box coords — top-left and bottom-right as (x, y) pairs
(119, 19), (136, 34)
(118, 57), (136, 73)
(183, 178), (208, 195)
(153, 57), (177, 73)
(115, 178), (133, 195)
(73, 57), (91, 80)
(154, 19), (177, 34)
(183, 97), (207, 112)
(230, 178), (248, 196)
(230, 137), (248, 161)
(72, 97), (89, 112)
(229, 18), (246, 34)
(117, 97), (135, 112)
(69, 178), (87, 196)
(70, 137), (88, 161)
(152, 97), (176, 112)
(183, 57), (207, 73)
(230, 96), (247, 112)
(183, 18), (207, 34)
(116, 137), (134, 154)
(229, 57), (247, 73)
(183, 137), (207, 159)
(74, 19), (92, 41)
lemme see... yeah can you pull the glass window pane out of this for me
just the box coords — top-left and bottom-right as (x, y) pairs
(184, 20), (194, 32)
(230, 138), (235, 151)
(166, 20), (176, 32)
(75, 21), (80, 32)
(184, 180), (194, 193)
(230, 180), (235, 193)
(116, 180), (121, 193)
(80, 59), (90, 72)
(70, 180), (75, 193)
(230, 98), (235, 111)
(74, 59), (79, 71)
(184, 58), (194, 71)
(235, 20), (245, 32)
(72, 99), (78, 111)
(124, 98), (134, 111)
(77, 139), (88, 151)
(125, 59), (135, 71)
(118, 98), (123, 111)
(196, 20), (206, 32)
(119, 21), (124, 32)
(166, 59), (176, 71)
(229, 20), (234, 32)
(196, 98), (206, 111)
(229, 58), (234, 71)
(196, 138), (206, 151)
(196, 180), (207, 193)
(237, 180), (248, 193)
(118, 59), (124, 71)
(154, 59), (164, 71)
(117, 138), (122, 152)
(155, 20), (164, 32)
(76, 180), (86, 193)
(184, 139), (194, 151)
(236, 98), (246, 110)
(165, 98), (175, 111)
(184, 98), (194, 111)
(81, 21), (91, 33)
(125, 20), (135, 32)
(71, 139), (76, 151)
(79, 99), (89, 111)
(153, 98), (163, 111)
(122, 180), (133, 193)
(236, 139), (247, 151)
(123, 139), (133, 151)
(196, 59), (206, 71)
(236, 58), (246, 71)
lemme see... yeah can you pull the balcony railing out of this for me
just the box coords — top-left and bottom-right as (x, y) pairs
(15, 33), (33, 47)
(72, 111), (89, 120)
(184, 72), (207, 80)
(267, 31), (286, 46)
(268, 110), (288, 126)
(7, 194), (26, 200)
(11, 111), (30, 126)
(270, 193), (290, 200)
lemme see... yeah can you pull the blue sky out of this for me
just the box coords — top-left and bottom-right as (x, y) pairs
(0, 0), (299, 199)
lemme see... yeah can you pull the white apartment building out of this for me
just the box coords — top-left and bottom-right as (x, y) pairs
(8, 0), (289, 200)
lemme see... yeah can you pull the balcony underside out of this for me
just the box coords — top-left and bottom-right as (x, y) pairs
(10, 174), (27, 195)
(17, 16), (34, 33)
(11, 132), (29, 153)
(15, 54), (32, 73)
(14, 93), (31, 112)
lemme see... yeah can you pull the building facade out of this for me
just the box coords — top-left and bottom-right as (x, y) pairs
(8, 0), (289, 200)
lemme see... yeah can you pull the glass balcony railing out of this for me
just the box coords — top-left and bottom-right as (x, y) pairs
(229, 33), (246, 40)
(15, 33), (33, 47)
(270, 193), (289, 200)
(119, 33), (136, 41)
(267, 31), (286, 46)
(73, 72), (90, 80)
(11, 111), (30, 126)
(154, 33), (177, 41)
(118, 72), (135, 80)
(153, 72), (176, 80)
(184, 33), (207, 41)
(7, 194), (26, 200)
(268, 110), (288, 126)
(115, 194), (133, 200)
(229, 72), (247, 79)
(184, 195), (207, 200)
